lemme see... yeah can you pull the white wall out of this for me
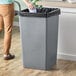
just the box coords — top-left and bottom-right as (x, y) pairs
(57, 8), (76, 61)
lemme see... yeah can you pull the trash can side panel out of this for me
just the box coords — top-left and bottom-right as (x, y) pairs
(19, 17), (47, 70)
(46, 16), (59, 69)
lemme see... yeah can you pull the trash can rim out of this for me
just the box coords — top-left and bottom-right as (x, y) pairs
(19, 8), (60, 18)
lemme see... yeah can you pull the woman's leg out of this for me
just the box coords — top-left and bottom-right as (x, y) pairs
(2, 4), (15, 60)
(0, 15), (3, 32)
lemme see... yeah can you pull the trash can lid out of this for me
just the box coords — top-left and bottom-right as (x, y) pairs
(19, 8), (60, 18)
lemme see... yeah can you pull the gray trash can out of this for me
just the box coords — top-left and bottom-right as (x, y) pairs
(19, 8), (60, 70)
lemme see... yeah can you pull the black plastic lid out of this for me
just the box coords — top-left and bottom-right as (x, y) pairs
(19, 8), (60, 18)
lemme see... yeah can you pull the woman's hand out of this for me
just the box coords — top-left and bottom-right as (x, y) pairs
(27, 2), (34, 9)
(23, 0), (35, 9)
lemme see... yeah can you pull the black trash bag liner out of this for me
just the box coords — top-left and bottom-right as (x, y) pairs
(19, 8), (60, 17)
(37, 8), (54, 13)
(21, 9), (29, 12)
(21, 8), (55, 13)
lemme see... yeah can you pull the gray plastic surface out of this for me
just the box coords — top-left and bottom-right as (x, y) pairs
(19, 15), (59, 70)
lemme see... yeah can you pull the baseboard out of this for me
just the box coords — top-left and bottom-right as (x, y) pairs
(13, 21), (19, 26)
(57, 53), (76, 61)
